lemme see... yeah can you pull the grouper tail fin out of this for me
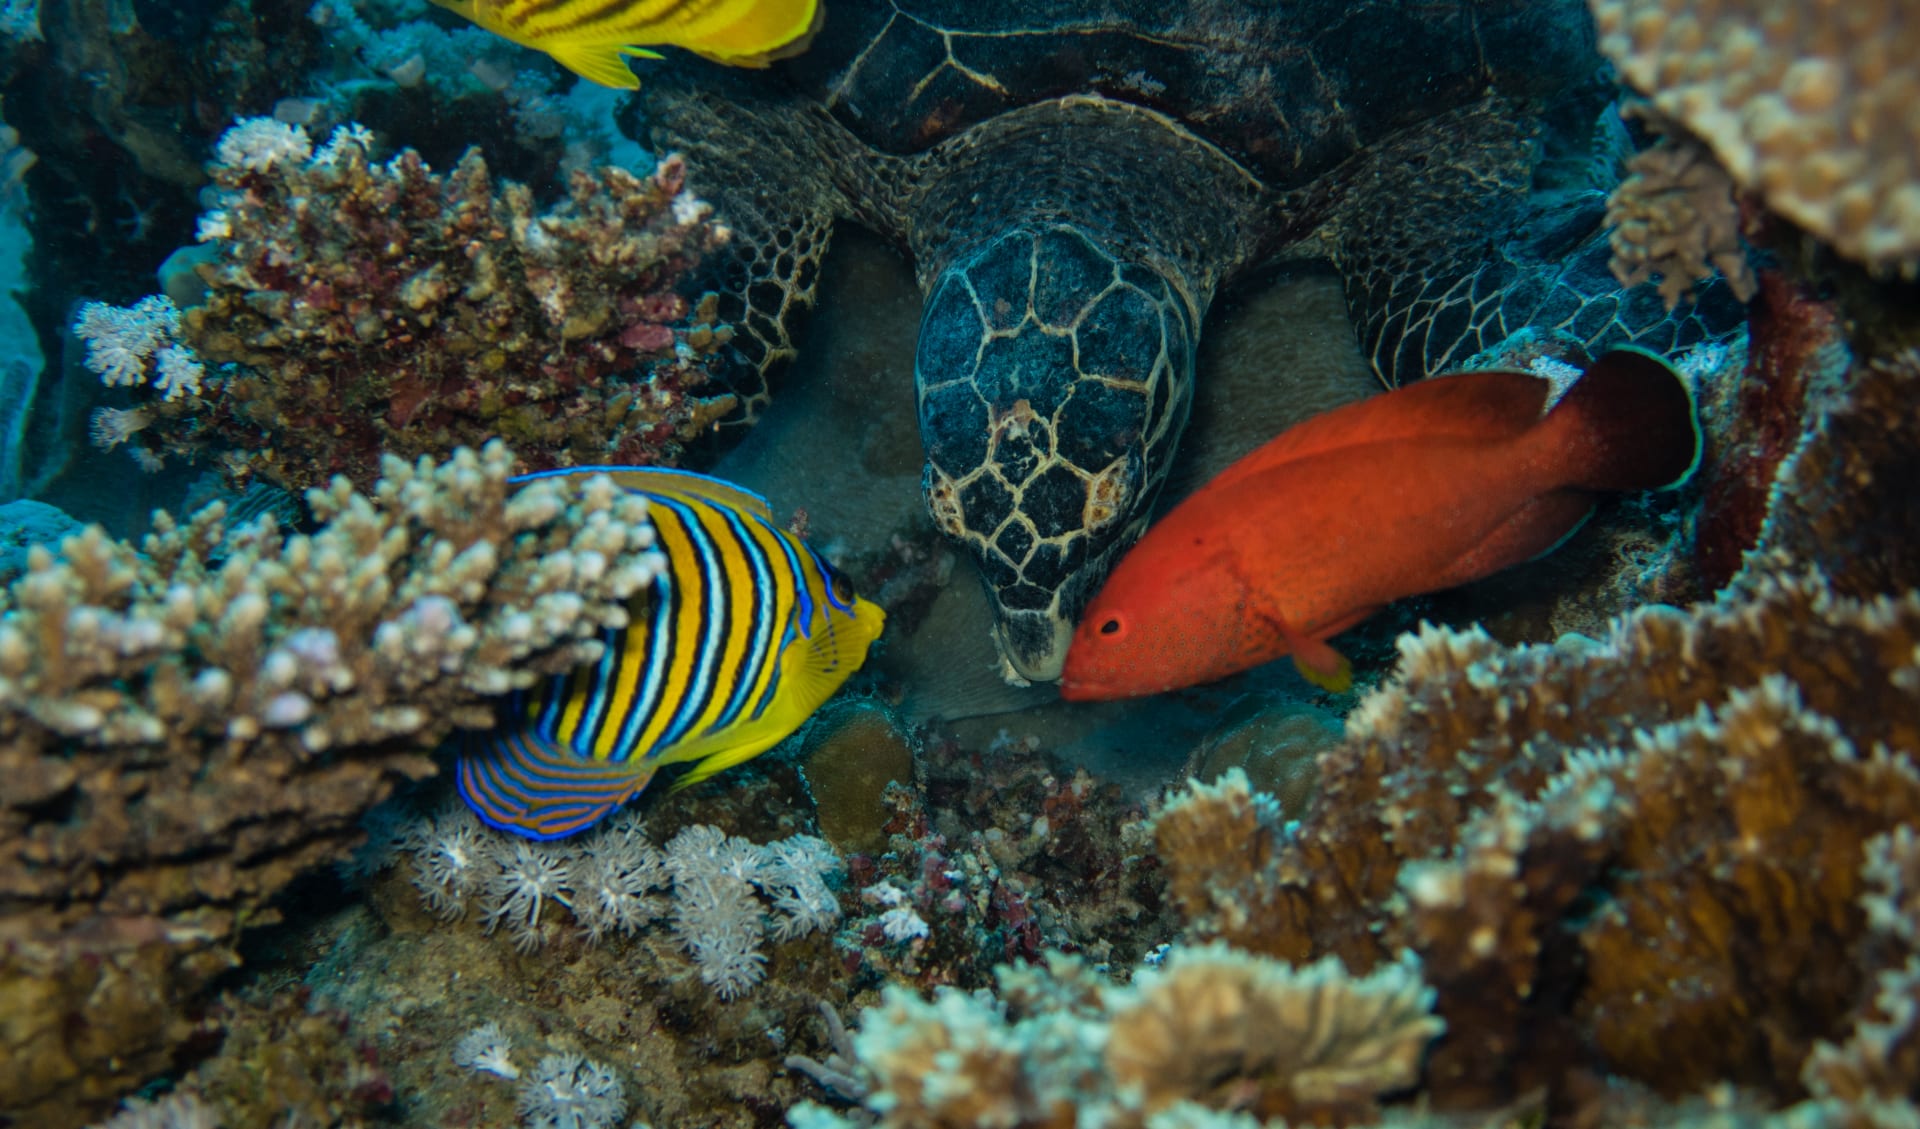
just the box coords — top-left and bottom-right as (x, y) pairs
(1547, 346), (1702, 494)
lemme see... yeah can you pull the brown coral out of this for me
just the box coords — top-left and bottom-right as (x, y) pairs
(1104, 944), (1443, 1123)
(139, 122), (737, 491)
(1155, 558), (1920, 1111)
(1587, 0), (1920, 273)
(0, 442), (661, 1123)
(800, 943), (1444, 1129)
(1604, 115), (1757, 308)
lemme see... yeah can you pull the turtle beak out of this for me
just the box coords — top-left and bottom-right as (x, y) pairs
(989, 609), (1075, 685)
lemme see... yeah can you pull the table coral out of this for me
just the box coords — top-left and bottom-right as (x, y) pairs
(0, 442), (662, 1124)
(1587, 0), (1920, 274)
(98, 119), (738, 492)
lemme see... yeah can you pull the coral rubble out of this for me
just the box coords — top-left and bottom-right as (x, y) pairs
(0, 442), (661, 1122)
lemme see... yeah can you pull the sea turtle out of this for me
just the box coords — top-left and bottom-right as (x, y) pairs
(629, 1), (1742, 684)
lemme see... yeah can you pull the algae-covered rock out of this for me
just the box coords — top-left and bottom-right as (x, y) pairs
(800, 700), (919, 854)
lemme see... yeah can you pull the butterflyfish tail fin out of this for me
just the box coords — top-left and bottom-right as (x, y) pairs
(686, 0), (823, 67)
(457, 729), (655, 840)
(1546, 346), (1702, 494)
(546, 44), (643, 90)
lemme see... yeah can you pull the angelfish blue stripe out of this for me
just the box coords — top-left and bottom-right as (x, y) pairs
(574, 622), (624, 754)
(612, 566), (675, 763)
(535, 670), (568, 737)
(769, 521), (816, 638)
(711, 504), (777, 731)
(654, 496), (730, 750)
(809, 543), (856, 614)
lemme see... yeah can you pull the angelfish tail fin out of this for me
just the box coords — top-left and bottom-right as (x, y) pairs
(457, 729), (655, 841)
(1548, 346), (1702, 493)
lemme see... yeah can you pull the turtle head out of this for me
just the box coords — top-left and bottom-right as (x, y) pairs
(915, 224), (1195, 685)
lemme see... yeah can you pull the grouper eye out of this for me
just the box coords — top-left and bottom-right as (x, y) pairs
(1098, 617), (1122, 636)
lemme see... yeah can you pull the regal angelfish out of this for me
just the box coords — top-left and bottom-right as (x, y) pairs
(458, 466), (885, 840)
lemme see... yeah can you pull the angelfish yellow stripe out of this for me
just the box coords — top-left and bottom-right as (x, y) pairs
(532, 0), (754, 44)
(735, 513), (798, 717)
(496, 0), (588, 31)
(552, 655), (597, 748)
(678, 500), (758, 739)
(622, 499), (709, 759)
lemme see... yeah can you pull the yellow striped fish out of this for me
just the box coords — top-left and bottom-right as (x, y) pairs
(428, 0), (823, 91)
(458, 465), (885, 840)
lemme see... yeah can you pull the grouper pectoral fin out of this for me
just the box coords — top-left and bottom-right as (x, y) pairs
(1282, 621), (1359, 695)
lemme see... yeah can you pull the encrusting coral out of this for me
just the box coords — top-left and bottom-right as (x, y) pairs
(79, 118), (738, 492)
(1587, 0), (1920, 275)
(0, 441), (664, 1123)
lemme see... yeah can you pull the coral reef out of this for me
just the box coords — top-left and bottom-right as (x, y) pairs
(1739, 346), (1920, 598)
(1150, 505), (1920, 1116)
(1603, 110), (1757, 309)
(0, 442), (662, 1123)
(788, 943), (1443, 1128)
(1587, 0), (1920, 274)
(396, 802), (843, 995)
(797, 699), (921, 855)
(1690, 271), (1850, 589)
(82, 119), (735, 492)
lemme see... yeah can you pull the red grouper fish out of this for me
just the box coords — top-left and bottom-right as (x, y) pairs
(1058, 346), (1701, 701)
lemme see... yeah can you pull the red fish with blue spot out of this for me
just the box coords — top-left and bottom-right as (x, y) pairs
(1058, 347), (1700, 701)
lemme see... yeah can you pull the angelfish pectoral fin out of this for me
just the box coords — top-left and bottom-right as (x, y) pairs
(457, 729), (655, 841)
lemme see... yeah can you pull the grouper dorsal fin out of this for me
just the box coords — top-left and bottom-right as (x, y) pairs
(511, 465), (775, 521)
(1203, 368), (1555, 496)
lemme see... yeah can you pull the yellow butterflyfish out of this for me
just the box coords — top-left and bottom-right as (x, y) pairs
(430, 0), (822, 90)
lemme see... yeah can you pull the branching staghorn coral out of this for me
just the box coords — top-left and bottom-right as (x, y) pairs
(88, 118), (738, 492)
(1587, 0), (1920, 275)
(0, 441), (663, 1121)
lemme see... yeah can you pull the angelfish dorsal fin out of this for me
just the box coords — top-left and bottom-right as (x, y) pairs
(512, 465), (776, 521)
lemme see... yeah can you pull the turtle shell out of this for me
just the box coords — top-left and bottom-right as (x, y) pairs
(780, 0), (1601, 187)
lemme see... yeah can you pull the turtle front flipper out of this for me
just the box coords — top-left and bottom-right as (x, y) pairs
(1318, 97), (1747, 386)
(635, 68), (908, 419)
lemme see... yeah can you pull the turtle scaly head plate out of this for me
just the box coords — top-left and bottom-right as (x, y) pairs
(917, 223), (1196, 684)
